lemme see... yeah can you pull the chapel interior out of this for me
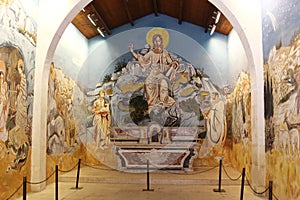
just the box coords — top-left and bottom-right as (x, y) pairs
(0, 0), (299, 199)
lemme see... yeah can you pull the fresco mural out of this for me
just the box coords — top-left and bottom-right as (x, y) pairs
(0, 0), (37, 198)
(263, 0), (300, 199)
(47, 62), (80, 155)
(265, 33), (300, 199)
(229, 71), (252, 178)
(72, 27), (231, 170)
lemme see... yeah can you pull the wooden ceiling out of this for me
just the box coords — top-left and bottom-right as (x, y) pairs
(72, 0), (233, 39)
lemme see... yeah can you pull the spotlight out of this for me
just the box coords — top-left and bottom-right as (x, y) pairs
(210, 24), (216, 36)
(97, 27), (105, 37)
(214, 11), (221, 24)
(87, 13), (97, 26)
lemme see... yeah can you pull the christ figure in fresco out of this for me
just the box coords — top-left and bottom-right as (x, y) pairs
(128, 27), (179, 114)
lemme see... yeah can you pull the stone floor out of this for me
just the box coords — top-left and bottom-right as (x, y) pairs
(16, 165), (268, 200)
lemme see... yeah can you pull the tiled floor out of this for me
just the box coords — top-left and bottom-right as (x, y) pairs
(16, 165), (268, 200)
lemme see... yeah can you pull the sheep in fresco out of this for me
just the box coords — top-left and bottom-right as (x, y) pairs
(47, 115), (66, 155)
(289, 128), (300, 156)
(5, 125), (29, 172)
(274, 129), (290, 155)
(241, 123), (249, 149)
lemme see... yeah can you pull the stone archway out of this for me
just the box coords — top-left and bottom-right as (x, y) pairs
(31, 0), (92, 191)
(209, 0), (265, 191)
(31, 0), (265, 192)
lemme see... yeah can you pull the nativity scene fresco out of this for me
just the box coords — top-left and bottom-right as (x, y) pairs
(262, 0), (300, 198)
(265, 33), (300, 199)
(79, 27), (230, 170)
(228, 71), (252, 177)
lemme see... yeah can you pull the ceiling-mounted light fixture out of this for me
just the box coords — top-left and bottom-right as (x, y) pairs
(87, 13), (97, 26)
(213, 11), (221, 24)
(97, 27), (105, 37)
(210, 24), (216, 36)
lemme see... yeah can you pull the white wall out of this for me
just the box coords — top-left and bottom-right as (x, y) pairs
(228, 29), (248, 79)
(210, 0), (265, 191)
(53, 23), (88, 80)
(32, 0), (91, 191)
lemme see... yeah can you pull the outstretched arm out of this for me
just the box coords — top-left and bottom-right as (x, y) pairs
(129, 43), (138, 59)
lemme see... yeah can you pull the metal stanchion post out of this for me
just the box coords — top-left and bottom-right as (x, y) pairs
(269, 181), (273, 200)
(71, 159), (83, 190)
(213, 157), (225, 192)
(240, 168), (246, 200)
(23, 176), (26, 200)
(56, 165), (58, 200)
(143, 160), (154, 191)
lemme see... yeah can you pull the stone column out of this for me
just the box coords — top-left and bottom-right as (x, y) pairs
(209, 0), (266, 191)
(31, 0), (91, 191)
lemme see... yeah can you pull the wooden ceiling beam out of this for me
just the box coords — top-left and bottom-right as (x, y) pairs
(178, 0), (184, 24)
(88, 4), (111, 35)
(153, 0), (158, 16)
(122, 0), (134, 26)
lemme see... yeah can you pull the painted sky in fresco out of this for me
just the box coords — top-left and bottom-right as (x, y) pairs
(80, 27), (228, 90)
(262, 0), (300, 61)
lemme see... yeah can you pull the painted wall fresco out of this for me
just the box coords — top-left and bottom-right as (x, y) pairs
(263, 0), (300, 199)
(71, 27), (233, 170)
(265, 34), (300, 199)
(46, 61), (94, 192)
(229, 72), (252, 178)
(0, 0), (37, 199)
(48, 62), (79, 155)
(47, 22), (90, 174)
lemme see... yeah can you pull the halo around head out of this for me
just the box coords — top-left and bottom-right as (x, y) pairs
(146, 27), (169, 48)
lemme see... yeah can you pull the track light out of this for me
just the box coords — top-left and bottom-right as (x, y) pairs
(210, 24), (216, 36)
(97, 27), (105, 37)
(213, 11), (221, 24)
(87, 13), (97, 26)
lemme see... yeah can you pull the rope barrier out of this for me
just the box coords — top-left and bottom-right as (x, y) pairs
(213, 157), (225, 192)
(58, 162), (79, 173)
(26, 170), (56, 185)
(6, 162), (78, 199)
(6, 182), (23, 200)
(5, 158), (281, 200)
(81, 161), (118, 171)
(142, 160), (154, 191)
(136, 161), (219, 175)
(240, 168), (246, 200)
(245, 176), (269, 195)
(222, 165), (242, 181)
